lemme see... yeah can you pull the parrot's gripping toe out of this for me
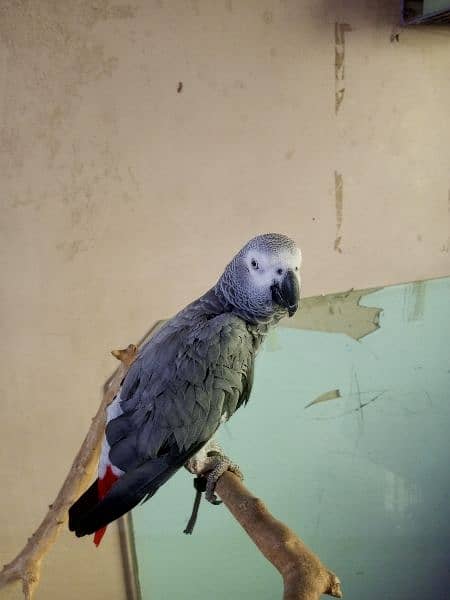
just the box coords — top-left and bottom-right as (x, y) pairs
(204, 451), (244, 504)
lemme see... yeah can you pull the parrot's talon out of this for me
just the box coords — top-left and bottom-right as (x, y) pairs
(228, 463), (244, 481)
(204, 455), (243, 504)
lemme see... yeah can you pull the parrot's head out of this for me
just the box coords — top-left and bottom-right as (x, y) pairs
(216, 233), (302, 322)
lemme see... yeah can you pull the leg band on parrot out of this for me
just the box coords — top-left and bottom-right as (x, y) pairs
(183, 476), (207, 535)
(183, 443), (244, 534)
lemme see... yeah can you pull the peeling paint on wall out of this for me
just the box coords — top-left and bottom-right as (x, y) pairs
(334, 22), (352, 114)
(304, 389), (341, 409)
(284, 287), (382, 340)
(334, 171), (343, 253)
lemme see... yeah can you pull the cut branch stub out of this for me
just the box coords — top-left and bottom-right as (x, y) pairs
(111, 344), (138, 366)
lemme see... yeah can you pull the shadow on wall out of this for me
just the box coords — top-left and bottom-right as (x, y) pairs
(311, 0), (400, 30)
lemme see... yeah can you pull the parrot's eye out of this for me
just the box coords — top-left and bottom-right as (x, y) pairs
(251, 259), (259, 270)
(295, 266), (299, 271)
(277, 268), (283, 275)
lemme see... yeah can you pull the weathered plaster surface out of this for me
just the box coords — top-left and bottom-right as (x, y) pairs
(285, 287), (382, 340)
(1, 1), (450, 599)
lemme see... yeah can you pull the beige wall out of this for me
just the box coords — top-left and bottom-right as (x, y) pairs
(1, 1), (449, 599)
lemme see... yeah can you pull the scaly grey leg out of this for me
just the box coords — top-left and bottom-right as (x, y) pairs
(185, 438), (243, 504)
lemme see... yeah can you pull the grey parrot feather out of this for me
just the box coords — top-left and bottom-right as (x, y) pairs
(107, 290), (256, 470)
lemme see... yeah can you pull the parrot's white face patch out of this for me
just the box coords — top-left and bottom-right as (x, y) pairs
(217, 232), (302, 319)
(245, 247), (302, 290)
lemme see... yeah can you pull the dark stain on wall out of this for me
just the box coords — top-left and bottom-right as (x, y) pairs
(334, 171), (343, 253)
(263, 10), (273, 24)
(335, 22), (352, 114)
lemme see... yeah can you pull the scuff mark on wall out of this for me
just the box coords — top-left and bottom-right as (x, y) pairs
(384, 470), (421, 515)
(352, 368), (365, 432)
(284, 287), (383, 340)
(334, 23), (352, 114)
(190, 0), (200, 16)
(56, 239), (91, 262)
(334, 171), (343, 253)
(403, 281), (426, 322)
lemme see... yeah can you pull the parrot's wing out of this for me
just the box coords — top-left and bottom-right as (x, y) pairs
(71, 312), (255, 537)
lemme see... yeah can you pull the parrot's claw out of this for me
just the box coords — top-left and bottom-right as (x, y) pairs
(184, 444), (243, 533)
(204, 451), (243, 504)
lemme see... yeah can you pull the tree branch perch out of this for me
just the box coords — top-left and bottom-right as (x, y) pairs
(216, 472), (342, 600)
(0, 331), (342, 599)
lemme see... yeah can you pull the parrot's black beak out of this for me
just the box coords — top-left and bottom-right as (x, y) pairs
(271, 270), (300, 317)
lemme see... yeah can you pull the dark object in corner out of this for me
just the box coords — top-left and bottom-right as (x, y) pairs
(402, 1), (450, 24)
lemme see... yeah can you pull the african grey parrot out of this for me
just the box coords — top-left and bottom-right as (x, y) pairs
(69, 233), (302, 544)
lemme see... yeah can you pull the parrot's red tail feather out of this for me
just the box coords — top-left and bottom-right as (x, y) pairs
(93, 465), (119, 546)
(93, 525), (107, 546)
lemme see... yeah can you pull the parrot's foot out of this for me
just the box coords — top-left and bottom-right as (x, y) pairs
(204, 451), (243, 504)
(184, 442), (243, 534)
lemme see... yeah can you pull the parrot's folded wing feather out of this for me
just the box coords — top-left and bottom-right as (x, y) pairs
(108, 311), (255, 469)
(71, 305), (255, 537)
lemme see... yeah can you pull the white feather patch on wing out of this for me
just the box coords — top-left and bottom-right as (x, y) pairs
(98, 394), (125, 478)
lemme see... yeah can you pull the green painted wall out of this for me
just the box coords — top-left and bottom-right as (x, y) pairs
(423, 1), (450, 14)
(133, 277), (450, 599)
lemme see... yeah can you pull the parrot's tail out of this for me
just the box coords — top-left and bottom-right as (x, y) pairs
(93, 466), (119, 545)
(69, 441), (206, 542)
(68, 466), (119, 546)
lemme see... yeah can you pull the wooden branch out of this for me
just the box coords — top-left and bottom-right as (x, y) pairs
(216, 472), (342, 600)
(0, 343), (139, 600)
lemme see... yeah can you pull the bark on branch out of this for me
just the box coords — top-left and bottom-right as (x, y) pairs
(216, 472), (342, 600)
(0, 329), (342, 600)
